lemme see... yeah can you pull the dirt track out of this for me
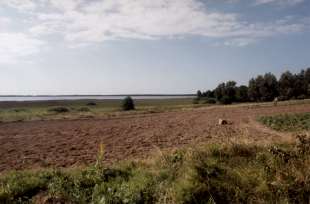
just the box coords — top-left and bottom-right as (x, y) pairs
(0, 104), (309, 172)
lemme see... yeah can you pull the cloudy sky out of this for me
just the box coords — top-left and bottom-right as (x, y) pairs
(0, 0), (310, 95)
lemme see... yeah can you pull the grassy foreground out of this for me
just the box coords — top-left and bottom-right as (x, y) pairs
(1, 136), (310, 203)
(259, 112), (310, 132)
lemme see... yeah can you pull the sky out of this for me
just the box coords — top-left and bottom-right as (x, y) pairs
(0, 0), (310, 95)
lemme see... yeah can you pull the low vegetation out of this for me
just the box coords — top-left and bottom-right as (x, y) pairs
(122, 96), (135, 111)
(77, 107), (91, 112)
(1, 136), (310, 203)
(259, 112), (310, 132)
(0, 98), (196, 122)
(48, 107), (70, 113)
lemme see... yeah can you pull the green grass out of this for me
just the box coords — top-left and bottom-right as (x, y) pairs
(0, 98), (199, 122)
(1, 98), (310, 123)
(1, 136), (310, 203)
(258, 112), (310, 132)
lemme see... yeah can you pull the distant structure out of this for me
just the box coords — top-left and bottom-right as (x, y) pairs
(273, 97), (278, 106)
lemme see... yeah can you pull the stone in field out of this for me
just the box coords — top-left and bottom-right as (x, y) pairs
(219, 119), (228, 125)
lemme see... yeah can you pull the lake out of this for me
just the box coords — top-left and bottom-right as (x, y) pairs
(0, 95), (195, 102)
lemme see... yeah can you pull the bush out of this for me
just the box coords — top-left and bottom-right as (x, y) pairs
(122, 96), (135, 111)
(258, 113), (310, 132)
(48, 107), (70, 113)
(297, 95), (307, 100)
(192, 98), (200, 104)
(78, 107), (90, 112)
(86, 102), (97, 106)
(205, 98), (217, 104)
(220, 96), (232, 105)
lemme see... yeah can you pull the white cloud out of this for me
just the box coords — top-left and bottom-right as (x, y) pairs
(22, 0), (307, 47)
(0, 33), (44, 64)
(255, 0), (304, 6)
(0, 0), (37, 11)
(0, 17), (12, 31)
(0, 0), (308, 56)
(224, 38), (257, 47)
(48, 0), (81, 12)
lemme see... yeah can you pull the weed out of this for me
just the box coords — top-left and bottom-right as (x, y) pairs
(1, 136), (310, 203)
(48, 107), (70, 113)
(258, 112), (310, 131)
(78, 107), (91, 112)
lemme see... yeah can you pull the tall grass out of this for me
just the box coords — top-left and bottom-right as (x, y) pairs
(1, 136), (310, 203)
(258, 112), (310, 131)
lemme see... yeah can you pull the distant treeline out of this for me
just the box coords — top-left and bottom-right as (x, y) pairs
(196, 68), (310, 104)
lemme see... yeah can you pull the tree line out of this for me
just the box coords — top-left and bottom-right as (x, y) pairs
(196, 68), (310, 104)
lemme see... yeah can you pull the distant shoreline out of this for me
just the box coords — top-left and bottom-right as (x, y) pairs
(0, 94), (195, 97)
(0, 95), (195, 102)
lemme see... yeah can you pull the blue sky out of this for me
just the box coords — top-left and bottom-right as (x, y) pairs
(0, 0), (309, 95)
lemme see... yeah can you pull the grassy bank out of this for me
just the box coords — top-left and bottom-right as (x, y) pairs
(0, 98), (197, 122)
(1, 136), (310, 203)
(0, 98), (310, 123)
(258, 112), (310, 132)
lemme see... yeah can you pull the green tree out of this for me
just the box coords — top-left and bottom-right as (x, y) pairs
(214, 81), (237, 104)
(260, 73), (278, 101)
(294, 70), (307, 98)
(225, 81), (237, 102)
(236, 85), (249, 102)
(122, 96), (135, 111)
(197, 90), (202, 99)
(248, 78), (260, 101)
(215, 83), (225, 101)
(279, 71), (295, 100)
(305, 68), (310, 84)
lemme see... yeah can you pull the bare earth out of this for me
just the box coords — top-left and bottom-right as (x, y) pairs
(0, 103), (309, 172)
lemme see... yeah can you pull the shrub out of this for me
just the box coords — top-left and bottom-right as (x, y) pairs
(205, 98), (217, 104)
(192, 98), (200, 104)
(258, 113), (310, 131)
(122, 96), (135, 111)
(78, 107), (90, 112)
(297, 95), (307, 100)
(48, 107), (70, 113)
(220, 96), (232, 105)
(86, 102), (97, 106)
(13, 109), (27, 113)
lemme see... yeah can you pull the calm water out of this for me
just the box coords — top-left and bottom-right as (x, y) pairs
(0, 95), (194, 102)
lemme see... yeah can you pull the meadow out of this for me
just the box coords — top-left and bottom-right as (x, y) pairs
(0, 98), (309, 123)
(0, 98), (197, 122)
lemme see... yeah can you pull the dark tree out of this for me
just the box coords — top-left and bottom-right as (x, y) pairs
(260, 73), (278, 101)
(214, 81), (237, 104)
(248, 78), (260, 101)
(215, 83), (225, 101)
(197, 90), (203, 99)
(203, 90), (215, 98)
(122, 96), (135, 111)
(279, 71), (295, 100)
(305, 68), (310, 84)
(294, 70), (307, 98)
(236, 85), (249, 102)
(225, 81), (237, 102)
(305, 68), (310, 96)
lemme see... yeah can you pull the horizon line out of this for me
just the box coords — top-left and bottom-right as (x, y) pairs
(0, 94), (196, 97)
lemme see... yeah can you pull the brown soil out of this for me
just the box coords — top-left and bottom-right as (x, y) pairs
(0, 103), (309, 172)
